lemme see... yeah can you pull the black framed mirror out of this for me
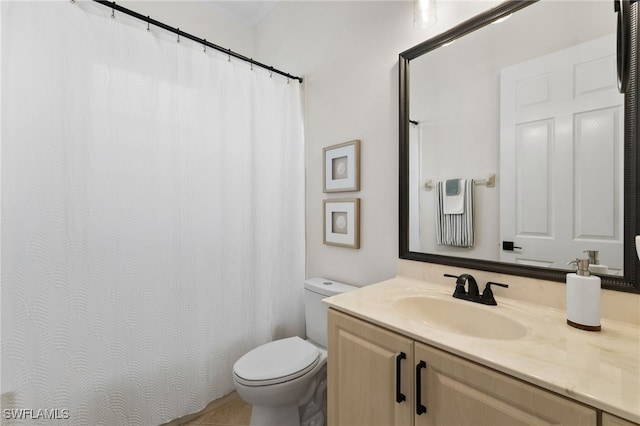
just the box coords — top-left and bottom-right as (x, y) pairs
(399, 0), (639, 292)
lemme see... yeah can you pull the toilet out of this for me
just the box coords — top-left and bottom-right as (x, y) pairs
(232, 277), (356, 426)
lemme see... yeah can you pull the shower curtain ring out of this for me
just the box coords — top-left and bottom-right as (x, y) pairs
(270, 67), (273, 78)
(111, 7), (115, 18)
(177, 29), (180, 43)
(250, 60), (253, 71)
(203, 40), (206, 53)
(227, 49), (231, 62)
(147, 17), (150, 32)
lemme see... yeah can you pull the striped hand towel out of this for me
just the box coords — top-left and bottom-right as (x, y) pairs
(435, 179), (474, 247)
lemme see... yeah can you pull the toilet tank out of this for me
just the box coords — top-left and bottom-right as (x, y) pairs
(304, 277), (357, 348)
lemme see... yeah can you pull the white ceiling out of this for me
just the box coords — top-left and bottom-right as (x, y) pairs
(207, 1), (280, 27)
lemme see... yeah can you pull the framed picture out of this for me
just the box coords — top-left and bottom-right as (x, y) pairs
(323, 140), (361, 193)
(323, 198), (360, 249)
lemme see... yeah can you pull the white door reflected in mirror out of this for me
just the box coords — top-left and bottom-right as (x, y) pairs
(499, 34), (623, 272)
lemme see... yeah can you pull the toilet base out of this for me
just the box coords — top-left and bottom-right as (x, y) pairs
(250, 404), (299, 426)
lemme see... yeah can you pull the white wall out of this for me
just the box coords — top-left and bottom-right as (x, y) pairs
(254, 1), (501, 286)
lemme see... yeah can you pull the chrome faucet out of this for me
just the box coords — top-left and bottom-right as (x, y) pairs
(444, 274), (508, 306)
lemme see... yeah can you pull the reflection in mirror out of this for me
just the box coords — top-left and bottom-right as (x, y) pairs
(410, 1), (622, 271)
(400, 0), (639, 291)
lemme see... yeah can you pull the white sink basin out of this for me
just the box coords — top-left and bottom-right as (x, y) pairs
(392, 296), (527, 340)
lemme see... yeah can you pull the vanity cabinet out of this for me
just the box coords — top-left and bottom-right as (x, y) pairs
(327, 309), (598, 426)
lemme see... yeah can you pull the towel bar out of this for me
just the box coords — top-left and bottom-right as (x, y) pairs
(424, 174), (495, 191)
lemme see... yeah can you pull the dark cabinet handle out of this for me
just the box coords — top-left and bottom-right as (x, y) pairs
(416, 360), (427, 415)
(395, 352), (407, 403)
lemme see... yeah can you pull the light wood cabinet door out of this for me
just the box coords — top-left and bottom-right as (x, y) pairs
(414, 341), (597, 426)
(328, 309), (413, 426)
(603, 412), (640, 426)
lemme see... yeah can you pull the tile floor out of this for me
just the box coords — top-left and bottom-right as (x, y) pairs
(184, 394), (251, 426)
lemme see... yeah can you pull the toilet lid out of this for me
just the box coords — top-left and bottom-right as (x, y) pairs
(233, 336), (320, 385)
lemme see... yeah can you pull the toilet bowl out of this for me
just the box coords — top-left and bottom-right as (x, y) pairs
(232, 278), (356, 426)
(233, 337), (327, 426)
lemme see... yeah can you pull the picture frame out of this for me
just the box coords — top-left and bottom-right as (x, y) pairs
(323, 198), (360, 249)
(323, 140), (361, 193)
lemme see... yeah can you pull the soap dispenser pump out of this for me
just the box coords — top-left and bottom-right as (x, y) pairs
(566, 258), (601, 331)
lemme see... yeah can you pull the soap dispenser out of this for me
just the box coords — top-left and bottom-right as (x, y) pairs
(584, 250), (608, 274)
(566, 258), (601, 331)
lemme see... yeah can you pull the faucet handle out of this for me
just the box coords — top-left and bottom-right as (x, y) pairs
(443, 273), (466, 296)
(481, 282), (509, 305)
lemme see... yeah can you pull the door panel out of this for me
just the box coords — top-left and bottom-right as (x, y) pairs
(574, 107), (619, 239)
(515, 119), (553, 237)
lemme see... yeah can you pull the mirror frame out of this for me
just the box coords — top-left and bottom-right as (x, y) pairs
(399, 0), (640, 292)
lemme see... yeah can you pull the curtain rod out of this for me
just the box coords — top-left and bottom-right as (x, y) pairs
(90, 0), (303, 83)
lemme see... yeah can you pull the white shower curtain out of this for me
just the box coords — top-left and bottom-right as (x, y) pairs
(1, 2), (305, 424)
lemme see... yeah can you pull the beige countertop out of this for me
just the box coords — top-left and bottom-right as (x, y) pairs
(323, 276), (640, 423)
